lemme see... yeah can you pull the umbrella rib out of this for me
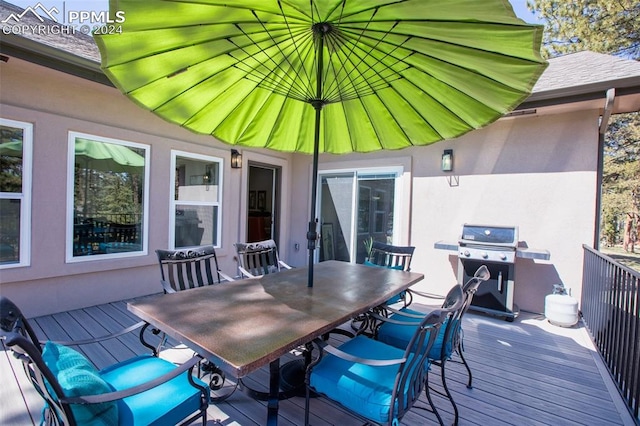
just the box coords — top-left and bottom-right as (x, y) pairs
(232, 18), (315, 101)
(321, 6), (381, 100)
(323, 30), (410, 102)
(277, 0), (316, 99)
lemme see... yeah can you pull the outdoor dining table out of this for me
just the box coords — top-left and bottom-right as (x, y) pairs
(128, 260), (424, 425)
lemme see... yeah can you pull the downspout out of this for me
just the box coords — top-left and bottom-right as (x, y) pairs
(594, 88), (615, 250)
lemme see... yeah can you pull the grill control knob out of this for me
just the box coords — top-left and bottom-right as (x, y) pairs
(500, 253), (507, 261)
(463, 250), (470, 257)
(481, 252), (488, 259)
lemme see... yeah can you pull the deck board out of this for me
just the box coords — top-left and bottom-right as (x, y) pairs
(1, 300), (636, 426)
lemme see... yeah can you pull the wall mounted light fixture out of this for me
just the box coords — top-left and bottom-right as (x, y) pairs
(441, 149), (453, 172)
(230, 149), (242, 168)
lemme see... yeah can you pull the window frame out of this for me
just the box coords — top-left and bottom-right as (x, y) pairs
(169, 150), (224, 249)
(0, 118), (33, 269)
(65, 131), (150, 263)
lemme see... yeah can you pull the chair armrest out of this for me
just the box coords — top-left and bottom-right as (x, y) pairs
(278, 260), (292, 270)
(218, 270), (235, 282)
(238, 266), (259, 278)
(312, 338), (406, 367)
(407, 288), (445, 300)
(42, 322), (147, 346)
(160, 279), (177, 294)
(62, 355), (205, 404)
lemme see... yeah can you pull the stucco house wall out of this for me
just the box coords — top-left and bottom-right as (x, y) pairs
(1, 36), (638, 318)
(284, 108), (599, 314)
(0, 56), (294, 316)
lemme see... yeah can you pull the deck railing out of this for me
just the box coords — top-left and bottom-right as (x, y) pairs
(581, 245), (639, 421)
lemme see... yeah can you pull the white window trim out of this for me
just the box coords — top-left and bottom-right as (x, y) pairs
(65, 132), (150, 263)
(170, 150), (224, 249)
(0, 118), (32, 269)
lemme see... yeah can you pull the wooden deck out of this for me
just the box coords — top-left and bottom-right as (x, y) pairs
(1, 300), (636, 426)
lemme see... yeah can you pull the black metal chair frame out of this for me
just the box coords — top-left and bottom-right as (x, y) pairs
(156, 245), (234, 293)
(0, 297), (208, 426)
(351, 241), (416, 334)
(233, 239), (292, 278)
(382, 265), (490, 425)
(155, 245), (236, 400)
(305, 289), (463, 426)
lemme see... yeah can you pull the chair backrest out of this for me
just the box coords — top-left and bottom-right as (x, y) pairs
(435, 265), (491, 360)
(367, 242), (415, 271)
(156, 245), (223, 293)
(234, 239), (285, 277)
(0, 297), (77, 425)
(393, 290), (463, 423)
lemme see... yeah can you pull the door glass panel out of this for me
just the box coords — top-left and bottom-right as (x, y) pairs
(356, 176), (395, 263)
(320, 174), (353, 262)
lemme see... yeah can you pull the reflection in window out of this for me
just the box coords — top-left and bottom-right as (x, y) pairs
(69, 133), (148, 259)
(172, 152), (222, 249)
(0, 119), (32, 267)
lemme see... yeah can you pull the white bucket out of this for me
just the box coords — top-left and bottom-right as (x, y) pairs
(545, 293), (579, 327)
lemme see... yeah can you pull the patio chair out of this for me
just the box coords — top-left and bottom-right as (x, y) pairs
(375, 265), (490, 425)
(351, 241), (416, 333)
(234, 239), (291, 278)
(305, 293), (463, 426)
(155, 245), (235, 397)
(156, 245), (234, 293)
(0, 296), (209, 426)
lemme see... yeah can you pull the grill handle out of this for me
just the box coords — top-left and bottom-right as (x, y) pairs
(497, 271), (503, 292)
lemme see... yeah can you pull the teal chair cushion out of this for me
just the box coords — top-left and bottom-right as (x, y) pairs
(42, 342), (118, 425)
(363, 260), (405, 304)
(378, 308), (456, 359)
(99, 354), (208, 426)
(310, 335), (426, 424)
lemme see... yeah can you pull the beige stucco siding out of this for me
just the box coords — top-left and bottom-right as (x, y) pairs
(1, 55), (600, 317)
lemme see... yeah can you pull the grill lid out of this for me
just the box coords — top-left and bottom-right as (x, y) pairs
(459, 224), (518, 247)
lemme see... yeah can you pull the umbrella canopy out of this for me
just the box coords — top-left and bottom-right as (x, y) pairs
(95, 0), (547, 286)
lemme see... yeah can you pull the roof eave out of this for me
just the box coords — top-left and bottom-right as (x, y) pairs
(0, 33), (112, 87)
(517, 77), (640, 113)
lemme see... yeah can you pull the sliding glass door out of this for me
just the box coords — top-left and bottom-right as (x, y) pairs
(318, 168), (399, 264)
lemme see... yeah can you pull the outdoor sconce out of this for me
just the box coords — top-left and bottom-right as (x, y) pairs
(230, 149), (242, 169)
(441, 149), (453, 172)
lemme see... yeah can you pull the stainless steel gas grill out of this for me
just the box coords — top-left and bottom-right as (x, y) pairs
(458, 224), (519, 321)
(435, 224), (550, 322)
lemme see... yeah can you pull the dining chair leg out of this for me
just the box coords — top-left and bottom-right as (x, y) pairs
(424, 371), (445, 426)
(457, 341), (474, 388)
(440, 362), (459, 426)
(304, 387), (312, 426)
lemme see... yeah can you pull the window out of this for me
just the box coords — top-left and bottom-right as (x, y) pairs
(171, 151), (223, 249)
(0, 119), (32, 268)
(66, 132), (149, 261)
(319, 168), (401, 264)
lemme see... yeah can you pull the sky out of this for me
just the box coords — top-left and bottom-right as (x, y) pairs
(7, 0), (545, 25)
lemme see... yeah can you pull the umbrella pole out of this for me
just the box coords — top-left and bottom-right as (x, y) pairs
(307, 105), (321, 288)
(307, 23), (330, 288)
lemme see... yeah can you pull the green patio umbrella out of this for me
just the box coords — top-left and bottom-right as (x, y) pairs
(95, 0), (546, 287)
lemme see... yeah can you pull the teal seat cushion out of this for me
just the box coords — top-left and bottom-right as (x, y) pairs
(363, 260), (405, 304)
(99, 355), (208, 426)
(378, 308), (456, 360)
(41, 342), (118, 425)
(310, 335), (426, 424)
